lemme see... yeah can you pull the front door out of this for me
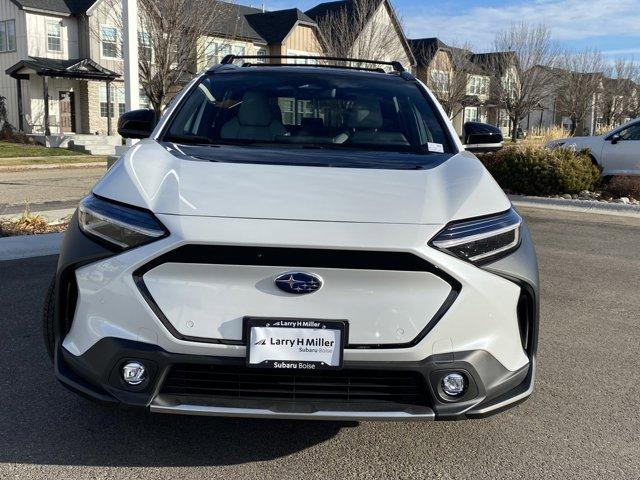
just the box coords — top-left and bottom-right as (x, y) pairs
(601, 122), (640, 175)
(59, 91), (76, 133)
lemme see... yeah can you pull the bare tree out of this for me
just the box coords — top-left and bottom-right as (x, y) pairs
(628, 64), (640, 119)
(413, 42), (475, 119)
(316, 0), (407, 68)
(599, 58), (639, 126)
(598, 58), (640, 127)
(94, 0), (237, 117)
(555, 48), (604, 136)
(489, 23), (561, 141)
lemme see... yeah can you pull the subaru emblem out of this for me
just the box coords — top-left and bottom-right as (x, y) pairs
(274, 272), (323, 295)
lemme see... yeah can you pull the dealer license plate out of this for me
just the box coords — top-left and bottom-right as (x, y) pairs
(244, 317), (347, 370)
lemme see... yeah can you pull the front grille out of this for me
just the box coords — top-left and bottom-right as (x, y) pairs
(160, 364), (430, 407)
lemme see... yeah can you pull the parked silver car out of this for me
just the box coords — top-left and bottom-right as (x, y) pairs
(546, 119), (640, 176)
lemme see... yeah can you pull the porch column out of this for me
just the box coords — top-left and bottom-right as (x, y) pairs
(16, 78), (24, 131)
(106, 80), (112, 136)
(42, 75), (50, 137)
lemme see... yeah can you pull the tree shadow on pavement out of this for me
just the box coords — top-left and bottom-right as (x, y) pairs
(0, 256), (351, 468)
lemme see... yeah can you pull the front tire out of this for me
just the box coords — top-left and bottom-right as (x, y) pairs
(43, 276), (56, 363)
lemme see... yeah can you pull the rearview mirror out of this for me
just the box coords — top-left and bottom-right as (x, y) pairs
(610, 134), (621, 145)
(117, 109), (157, 139)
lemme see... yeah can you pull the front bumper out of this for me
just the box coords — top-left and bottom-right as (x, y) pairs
(56, 337), (534, 421)
(53, 211), (539, 420)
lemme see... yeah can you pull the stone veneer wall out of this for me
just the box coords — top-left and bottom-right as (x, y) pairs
(77, 80), (124, 135)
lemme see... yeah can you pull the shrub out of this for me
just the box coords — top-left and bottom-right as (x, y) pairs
(601, 176), (640, 200)
(480, 145), (601, 196)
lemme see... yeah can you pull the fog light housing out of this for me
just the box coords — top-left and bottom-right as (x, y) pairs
(441, 373), (466, 397)
(122, 361), (146, 386)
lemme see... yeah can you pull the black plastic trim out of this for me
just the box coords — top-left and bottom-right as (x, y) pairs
(55, 337), (530, 419)
(132, 245), (462, 349)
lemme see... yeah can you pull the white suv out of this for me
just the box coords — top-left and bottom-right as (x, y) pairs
(43, 56), (538, 421)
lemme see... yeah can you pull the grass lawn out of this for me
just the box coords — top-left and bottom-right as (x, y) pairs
(0, 155), (107, 166)
(0, 141), (85, 158)
(0, 141), (107, 166)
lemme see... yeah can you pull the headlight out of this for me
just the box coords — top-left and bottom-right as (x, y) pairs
(430, 208), (522, 263)
(78, 195), (168, 250)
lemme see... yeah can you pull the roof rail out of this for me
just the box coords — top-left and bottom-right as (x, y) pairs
(219, 54), (406, 73)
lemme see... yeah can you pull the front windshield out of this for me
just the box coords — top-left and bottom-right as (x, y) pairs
(163, 70), (453, 155)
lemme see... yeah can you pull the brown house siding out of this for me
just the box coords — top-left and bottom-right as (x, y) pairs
(284, 24), (323, 54)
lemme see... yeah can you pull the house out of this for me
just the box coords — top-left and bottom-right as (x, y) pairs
(519, 65), (639, 135)
(306, 0), (414, 71)
(409, 37), (517, 136)
(0, 0), (127, 141)
(197, 5), (324, 70)
(0, 0), (325, 142)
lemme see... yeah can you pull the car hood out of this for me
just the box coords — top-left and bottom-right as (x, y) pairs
(93, 140), (510, 225)
(546, 136), (603, 148)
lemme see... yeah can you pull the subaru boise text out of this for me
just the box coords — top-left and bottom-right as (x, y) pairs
(44, 56), (538, 421)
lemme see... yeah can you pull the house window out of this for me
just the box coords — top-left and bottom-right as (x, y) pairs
(296, 100), (315, 124)
(115, 86), (125, 116)
(430, 70), (450, 93)
(232, 45), (245, 58)
(0, 19), (16, 52)
(205, 43), (245, 66)
(47, 21), (62, 52)
(100, 85), (125, 118)
(138, 31), (151, 61)
(99, 86), (110, 117)
(101, 26), (120, 59)
(499, 109), (510, 129)
(502, 75), (517, 98)
(139, 89), (151, 109)
(279, 98), (295, 125)
(464, 107), (478, 123)
(287, 49), (317, 64)
(277, 98), (317, 125)
(467, 75), (489, 96)
(256, 47), (267, 63)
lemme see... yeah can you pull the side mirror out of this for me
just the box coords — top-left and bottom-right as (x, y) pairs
(462, 122), (504, 153)
(117, 109), (157, 139)
(610, 134), (621, 145)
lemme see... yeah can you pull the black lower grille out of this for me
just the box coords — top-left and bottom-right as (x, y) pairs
(160, 364), (430, 407)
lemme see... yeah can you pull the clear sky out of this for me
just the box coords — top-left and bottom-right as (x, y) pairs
(246, 0), (640, 60)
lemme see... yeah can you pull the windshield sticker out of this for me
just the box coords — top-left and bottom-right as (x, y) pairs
(427, 142), (444, 153)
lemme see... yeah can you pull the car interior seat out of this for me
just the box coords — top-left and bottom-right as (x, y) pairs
(221, 91), (287, 141)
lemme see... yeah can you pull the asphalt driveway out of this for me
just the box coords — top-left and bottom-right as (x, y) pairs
(0, 207), (638, 479)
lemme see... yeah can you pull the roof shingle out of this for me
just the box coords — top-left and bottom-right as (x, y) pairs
(9, 0), (97, 15)
(245, 8), (316, 44)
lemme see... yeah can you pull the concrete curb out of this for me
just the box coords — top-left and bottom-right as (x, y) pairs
(0, 161), (106, 172)
(0, 232), (63, 262)
(510, 195), (640, 217)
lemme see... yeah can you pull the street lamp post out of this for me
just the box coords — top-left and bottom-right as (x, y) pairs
(122, 0), (139, 146)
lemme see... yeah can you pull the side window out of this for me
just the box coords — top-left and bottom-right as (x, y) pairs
(618, 124), (640, 141)
(101, 26), (120, 59)
(47, 21), (62, 52)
